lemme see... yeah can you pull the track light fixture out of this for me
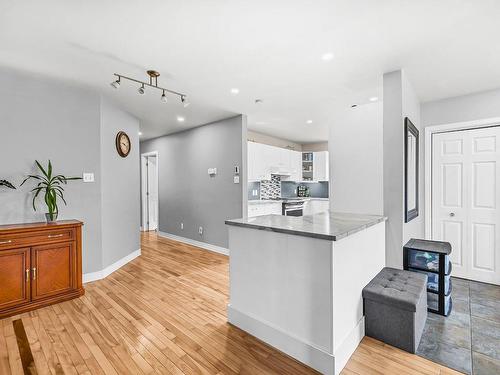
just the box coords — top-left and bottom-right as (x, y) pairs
(110, 70), (188, 105)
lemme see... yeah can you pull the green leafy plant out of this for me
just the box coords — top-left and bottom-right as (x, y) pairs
(0, 180), (16, 189)
(21, 160), (81, 221)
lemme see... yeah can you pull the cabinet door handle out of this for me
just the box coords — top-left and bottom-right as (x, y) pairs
(32, 268), (36, 280)
(26, 269), (30, 282)
(0, 240), (12, 245)
(48, 234), (63, 238)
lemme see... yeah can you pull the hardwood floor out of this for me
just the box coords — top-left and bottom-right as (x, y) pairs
(0, 232), (461, 375)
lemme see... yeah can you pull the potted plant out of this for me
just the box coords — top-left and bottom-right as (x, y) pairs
(0, 180), (16, 189)
(21, 160), (81, 223)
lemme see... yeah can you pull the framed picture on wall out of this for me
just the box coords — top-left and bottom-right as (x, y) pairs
(405, 117), (419, 222)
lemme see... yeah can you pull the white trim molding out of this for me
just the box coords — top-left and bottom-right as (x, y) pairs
(83, 248), (141, 283)
(228, 305), (335, 375)
(158, 231), (229, 256)
(424, 117), (500, 238)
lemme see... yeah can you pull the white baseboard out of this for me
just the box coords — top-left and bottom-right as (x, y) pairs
(83, 248), (141, 283)
(158, 231), (229, 256)
(227, 304), (335, 375)
(333, 316), (365, 375)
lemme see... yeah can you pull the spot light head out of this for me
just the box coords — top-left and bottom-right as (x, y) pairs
(110, 77), (120, 89)
(181, 95), (190, 107)
(161, 90), (168, 103)
(138, 84), (145, 95)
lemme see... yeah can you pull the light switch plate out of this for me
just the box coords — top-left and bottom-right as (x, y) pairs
(208, 168), (217, 176)
(83, 173), (94, 183)
(233, 176), (240, 184)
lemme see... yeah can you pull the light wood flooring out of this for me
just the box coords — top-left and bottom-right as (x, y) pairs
(0, 232), (461, 375)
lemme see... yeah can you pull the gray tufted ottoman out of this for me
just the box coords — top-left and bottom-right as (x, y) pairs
(362, 267), (427, 353)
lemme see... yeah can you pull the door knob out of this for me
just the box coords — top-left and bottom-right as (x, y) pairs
(449, 212), (455, 217)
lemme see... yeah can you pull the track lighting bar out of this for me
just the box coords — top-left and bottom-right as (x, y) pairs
(110, 70), (188, 105)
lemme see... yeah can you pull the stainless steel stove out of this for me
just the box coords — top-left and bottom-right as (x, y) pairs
(281, 198), (305, 216)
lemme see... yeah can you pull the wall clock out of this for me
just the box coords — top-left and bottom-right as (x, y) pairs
(116, 131), (131, 157)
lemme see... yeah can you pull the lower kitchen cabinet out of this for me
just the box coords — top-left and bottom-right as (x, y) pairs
(248, 202), (282, 217)
(303, 199), (330, 215)
(0, 220), (84, 318)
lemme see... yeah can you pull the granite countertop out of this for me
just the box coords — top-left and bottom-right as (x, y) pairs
(225, 211), (386, 241)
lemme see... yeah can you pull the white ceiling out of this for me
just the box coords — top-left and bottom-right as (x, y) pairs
(1, 0), (500, 142)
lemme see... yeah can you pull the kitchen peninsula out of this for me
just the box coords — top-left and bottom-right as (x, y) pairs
(225, 211), (386, 375)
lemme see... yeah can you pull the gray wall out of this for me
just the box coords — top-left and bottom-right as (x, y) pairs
(383, 70), (424, 269)
(100, 98), (141, 266)
(422, 88), (500, 127)
(0, 67), (103, 273)
(401, 71), (424, 248)
(329, 101), (384, 215)
(0, 67), (140, 274)
(140, 115), (246, 248)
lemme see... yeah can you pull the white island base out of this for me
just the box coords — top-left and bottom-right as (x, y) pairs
(226, 213), (386, 375)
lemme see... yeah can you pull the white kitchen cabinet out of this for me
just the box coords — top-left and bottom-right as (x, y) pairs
(249, 141), (304, 181)
(248, 142), (271, 181)
(289, 151), (302, 181)
(303, 199), (330, 215)
(248, 202), (282, 217)
(312, 151), (329, 182)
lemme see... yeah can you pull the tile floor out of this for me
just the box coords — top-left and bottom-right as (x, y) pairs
(417, 277), (500, 374)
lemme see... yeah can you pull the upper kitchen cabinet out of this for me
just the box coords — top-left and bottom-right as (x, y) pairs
(313, 151), (329, 181)
(248, 141), (302, 181)
(289, 151), (302, 181)
(248, 141), (271, 181)
(302, 151), (329, 182)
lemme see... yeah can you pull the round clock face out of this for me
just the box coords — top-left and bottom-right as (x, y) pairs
(116, 131), (131, 157)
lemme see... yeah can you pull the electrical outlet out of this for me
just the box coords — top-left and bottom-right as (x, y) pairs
(252, 189), (258, 196)
(83, 173), (95, 183)
(198, 226), (203, 235)
(180, 222), (184, 230)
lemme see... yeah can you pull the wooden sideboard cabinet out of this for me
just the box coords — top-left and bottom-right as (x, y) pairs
(0, 220), (84, 318)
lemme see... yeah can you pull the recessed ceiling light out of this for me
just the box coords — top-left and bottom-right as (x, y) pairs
(230, 88), (239, 95)
(321, 52), (335, 61)
(138, 131), (143, 136)
(177, 116), (185, 122)
(306, 120), (313, 124)
(369, 97), (378, 102)
(255, 121), (267, 125)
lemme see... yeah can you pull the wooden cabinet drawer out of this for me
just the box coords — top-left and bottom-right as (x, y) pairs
(0, 228), (74, 249)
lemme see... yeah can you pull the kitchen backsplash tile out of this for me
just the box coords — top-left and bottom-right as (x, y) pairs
(260, 175), (281, 200)
(248, 181), (261, 200)
(281, 181), (329, 198)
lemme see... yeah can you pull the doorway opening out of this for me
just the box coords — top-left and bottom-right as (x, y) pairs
(141, 151), (159, 232)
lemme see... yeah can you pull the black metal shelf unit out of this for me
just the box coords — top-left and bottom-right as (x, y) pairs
(403, 238), (453, 316)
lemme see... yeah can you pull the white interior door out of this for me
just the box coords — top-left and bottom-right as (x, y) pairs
(432, 126), (500, 284)
(147, 156), (158, 231)
(141, 153), (159, 232)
